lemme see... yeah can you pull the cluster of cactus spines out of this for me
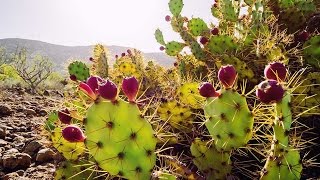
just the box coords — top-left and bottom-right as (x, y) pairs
(257, 62), (303, 179)
(68, 61), (90, 81)
(91, 44), (109, 78)
(303, 35), (320, 69)
(54, 160), (94, 180)
(190, 138), (232, 180)
(201, 65), (254, 151)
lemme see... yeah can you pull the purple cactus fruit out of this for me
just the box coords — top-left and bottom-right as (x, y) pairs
(70, 75), (77, 81)
(256, 80), (284, 104)
(199, 82), (220, 98)
(89, 57), (94, 61)
(296, 30), (310, 42)
(127, 49), (132, 55)
(218, 65), (237, 88)
(121, 53), (126, 57)
(58, 108), (72, 124)
(79, 82), (97, 100)
(160, 46), (165, 51)
(62, 125), (86, 142)
(211, 27), (219, 35)
(86, 76), (103, 93)
(115, 55), (119, 58)
(98, 79), (118, 101)
(264, 62), (287, 81)
(165, 15), (171, 22)
(200, 37), (209, 45)
(122, 76), (139, 102)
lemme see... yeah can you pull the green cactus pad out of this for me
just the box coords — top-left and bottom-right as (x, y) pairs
(261, 148), (302, 180)
(54, 160), (93, 180)
(153, 171), (177, 180)
(187, 18), (209, 36)
(303, 35), (320, 69)
(190, 41), (206, 61)
(221, 0), (238, 22)
(84, 99), (157, 179)
(180, 31), (195, 45)
(206, 35), (237, 54)
(155, 29), (166, 46)
(165, 41), (185, 56)
(222, 55), (255, 82)
(168, 0), (184, 17)
(177, 82), (204, 109)
(68, 61), (90, 81)
(190, 138), (231, 179)
(204, 89), (254, 151)
(51, 127), (85, 160)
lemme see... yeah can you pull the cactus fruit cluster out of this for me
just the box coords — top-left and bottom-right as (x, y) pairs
(44, 0), (320, 179)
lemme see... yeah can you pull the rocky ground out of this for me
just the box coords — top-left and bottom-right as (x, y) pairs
(0, 87), (63, 180)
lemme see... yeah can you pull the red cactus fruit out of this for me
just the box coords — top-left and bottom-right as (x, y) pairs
(199, 82), (220, 98)
(69, 75), (77, 81)
(79, 82), (97, 100)
(122, 76), (139, 102)
(256, 80), (284, 104)
(127, 49), (132, 55)
(200, 37), (209, 45)
(98, 79), (118, 101)
(160, 46), (165, 51)
(86, 76), (103, 93)
(211, 27), (219, 35)
(62, 125), (86, 142)
(58, 108), (72, 124)
(174, 62), (178, 67)
(296, 30), (310, 42)
(218, 65), (237, 88)
(165, 15), (171, 22)
(264, 62), (287, 82)
(115, 55), (119, 58)
(121, 53), (126, 57)
(89, 57), (94, 61)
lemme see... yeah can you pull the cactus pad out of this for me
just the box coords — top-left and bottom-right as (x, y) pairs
(84, 99), (157, 179)
(204, 89), (254, 151)
(54, 160), (93, 180)
(51, 127), (85, 160)
(165, 41), (185, 56)
(68, 61), (90, 81)
(168, 0), (184, 17)
(155, 29), (166, 46)
(187, 18), (209, 36)
(190, 41), (206, 61)
(206, 35), (237, 54)
(157, 100), (193, 132)
(190, 138), (231, 179)
(222, 55), (255, 82)
(177, 82), (204, 109)
(303, 35), (320, 69)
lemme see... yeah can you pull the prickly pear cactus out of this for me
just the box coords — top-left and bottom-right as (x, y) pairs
(190, 138), (231, 180)
(51, 127), (85, 160)
(84, 99), (157, 179)
(68, 61), (90, 81)
(303, 35), (320, 69)
(168, 0), (183, 17)
(204, 88), (254, 151)
(54, 160), (93, 180)
(177, 82), (204, 109)
(92, 44), (109, 78)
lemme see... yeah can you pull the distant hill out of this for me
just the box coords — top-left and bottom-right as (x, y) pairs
(0, 38), (175, 72)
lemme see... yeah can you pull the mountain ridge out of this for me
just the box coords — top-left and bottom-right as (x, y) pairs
(0, 38), (175, 71)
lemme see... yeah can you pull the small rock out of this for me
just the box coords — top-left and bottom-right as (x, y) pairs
(13, 135), (25, 143)
(0, 104), (13, 116)
(43, 90), (50, 96)
(23, 140), (42, 156)
(0, 126), (6, 138)
(3, 172), (20, 180)
(16, 169), (24, 176)
(2, 152), (32, 170)
(36, 148), (55, 163)
(0, 139), (8, 147)
(24, 108), (36, 116)
(38, 109), (47, 116)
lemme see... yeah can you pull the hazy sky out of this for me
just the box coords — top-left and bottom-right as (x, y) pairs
(0, 0), (214, 52)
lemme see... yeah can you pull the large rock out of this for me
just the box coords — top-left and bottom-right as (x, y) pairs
(23, 140), (42, 156)
(0, 104), (13, 117)
(2, 149), (32, 170)
(36, 148), (55, 163)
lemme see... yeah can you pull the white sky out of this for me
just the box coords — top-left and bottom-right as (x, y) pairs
(0, 0), (214, 52)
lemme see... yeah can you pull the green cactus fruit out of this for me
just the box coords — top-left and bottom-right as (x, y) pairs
(54, 160), (93, 180)
(190, 41), (206, 61)
(187, 18), (209, 36)
(168, 0), (184, 17)
(51, 127), (85, 160)
(171, 15), (184, 32)
(68, 61), (90, 81)
(157, 100), (193, 132)
(155, 29), (166, 46)
(165, 41), (185, 56)
(204, 89), (254, 151)
(303, 35), (320, 69)
(261, 148), (302, 180)
(177, 82), (205, 109)
(206, 35), (237, 54)
(84, 99), (157, 179)
(190, 138), (231, 179)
